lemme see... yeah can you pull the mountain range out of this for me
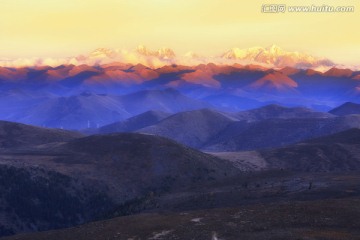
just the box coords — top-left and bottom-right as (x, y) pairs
(0, 45), (342, 70)
(1, 63), (359, 98)
(0, 62), (360, 129)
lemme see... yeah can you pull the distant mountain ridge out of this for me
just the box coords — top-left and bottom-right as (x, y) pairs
(0, 45), (340, 69)
(99, 105), (360, 152)
(0, 89), (210, 129)
(329, 102), (360, 116)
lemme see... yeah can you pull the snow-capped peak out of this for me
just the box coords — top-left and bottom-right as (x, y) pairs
(268, 44), (284, 55)
(222, 45), (334, 69)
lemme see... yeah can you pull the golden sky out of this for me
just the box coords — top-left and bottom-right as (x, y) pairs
(0, 0), (359, 64)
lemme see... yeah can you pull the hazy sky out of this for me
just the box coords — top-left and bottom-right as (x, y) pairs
(0, 0), (359, 64)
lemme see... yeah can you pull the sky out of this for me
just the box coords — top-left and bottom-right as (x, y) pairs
(0, 0), (359, 65)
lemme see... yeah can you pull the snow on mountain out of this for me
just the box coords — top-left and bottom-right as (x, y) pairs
(136, 45), (176, 59)
(0, 45), (344, 70)
(222, 45), (335, 69)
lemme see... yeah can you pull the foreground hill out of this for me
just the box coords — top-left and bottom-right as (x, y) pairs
(1, 132), (240, 201)
(0, 124), (240, 236)
(0, 121), (82, 148)
(329, 102), (360, 116)
(56, 133), (239, 196)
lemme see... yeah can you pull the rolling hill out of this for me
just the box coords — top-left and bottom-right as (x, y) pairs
(0, 123), (240, 236)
